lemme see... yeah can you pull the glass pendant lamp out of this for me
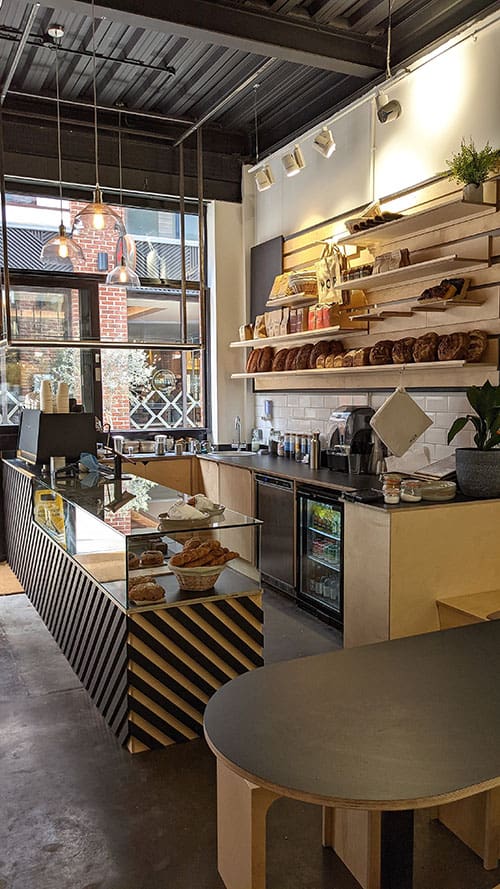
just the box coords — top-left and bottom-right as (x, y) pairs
(106, 108), (140, 287)
(72, 0), (125, 237)
(41, 32), (84, 264)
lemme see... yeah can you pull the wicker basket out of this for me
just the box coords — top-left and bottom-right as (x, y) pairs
(167, 559), (226, 591)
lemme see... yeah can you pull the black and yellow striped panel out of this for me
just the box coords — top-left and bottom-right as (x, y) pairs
(127, 594), (263, 751)
(2, 462), (130, 745)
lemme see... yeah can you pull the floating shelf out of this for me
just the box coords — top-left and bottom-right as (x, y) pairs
(231, 361), (496, 380)
(229, 324), (366, 349)
(349, 309), (415, 321)
(334, 256), (486, 292)
(336, 199), (496, 248)
(411, 297), (485, 312)
(265, 292), (317, 308)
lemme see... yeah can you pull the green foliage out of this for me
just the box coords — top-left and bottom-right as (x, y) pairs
(446, 138), (500, 187)
(448, 381), (500, 450)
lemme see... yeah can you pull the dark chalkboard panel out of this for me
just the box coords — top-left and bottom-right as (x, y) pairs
(250, 236), (283, 320)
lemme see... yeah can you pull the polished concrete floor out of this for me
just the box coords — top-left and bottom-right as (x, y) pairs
(0, 590), (499, 889)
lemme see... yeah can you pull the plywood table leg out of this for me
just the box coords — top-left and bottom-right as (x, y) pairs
(322, 807), (381, 889)
(216, 759), (279, 889)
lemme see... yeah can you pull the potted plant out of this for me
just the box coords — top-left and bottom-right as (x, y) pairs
(446, 138), (500, 202)
(448, 381), (500, 498)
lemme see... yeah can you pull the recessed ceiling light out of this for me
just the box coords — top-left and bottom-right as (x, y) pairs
(254, 164), (275, 192)
(313, 127), (336, 159)
(281, 145), (305, 178)
(47, 24), (64, 39)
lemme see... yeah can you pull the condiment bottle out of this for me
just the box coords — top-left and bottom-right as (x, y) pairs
(284, 432), (291, 459)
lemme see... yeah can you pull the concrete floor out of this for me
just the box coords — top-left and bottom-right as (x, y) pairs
(0, 590), (499, 889)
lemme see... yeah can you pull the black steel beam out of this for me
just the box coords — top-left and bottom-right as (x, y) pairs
(50, 0), (385, 77)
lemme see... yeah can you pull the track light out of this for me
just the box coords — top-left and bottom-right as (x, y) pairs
(281, 145), (305, 177)
(254, 165), (275, 192)
(375, 89), (402, 123)
(313, 127), (336, 159)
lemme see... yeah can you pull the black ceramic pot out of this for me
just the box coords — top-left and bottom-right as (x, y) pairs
(455, 448), (500, 498)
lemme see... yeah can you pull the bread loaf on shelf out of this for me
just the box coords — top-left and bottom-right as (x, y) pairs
(353, 347), (372, 367)
(342, 350), (358, 367)
(370, 340), (394, 365)
(257, 346), (275, 372)
(392, 337), (416, 364)
(285, 347), (301, 371)
(246, 349), (260, 374)
(309, 341), (331, 369)
(437, 332), (470, 361)
(413, 332), (439, 362)
(296, 344), (315, 370)
(272, 349), (289, 372)
(466, 329), (488, 363)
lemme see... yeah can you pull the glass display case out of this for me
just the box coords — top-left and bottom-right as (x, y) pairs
(32, 472), (262, 610)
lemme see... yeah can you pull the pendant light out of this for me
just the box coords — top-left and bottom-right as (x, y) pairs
(72, 0), (124, 236)
(106, 108), (140, 287)
(41, 28), (84, 264)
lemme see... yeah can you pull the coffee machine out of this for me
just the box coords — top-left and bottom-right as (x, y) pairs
(325, 406), (384, 474)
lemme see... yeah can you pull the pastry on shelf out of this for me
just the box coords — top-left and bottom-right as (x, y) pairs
(170, 538), (238, 568)
(392, 337), (416, 364)
(466, 329), (488, 362)
(413, 332), (439, 362)
(437, 332), (470, 361)
(140, 550), (165, 567)
(129, 580), (165, 603)
(369, 340), (394, 365)
(129, 574), (158, 588)
(128, 552), (140, 569)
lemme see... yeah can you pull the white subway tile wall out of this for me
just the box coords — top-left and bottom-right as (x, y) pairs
(253, 390), (474, 461)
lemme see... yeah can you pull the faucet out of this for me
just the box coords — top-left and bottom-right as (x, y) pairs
(234, 415), (242, 450)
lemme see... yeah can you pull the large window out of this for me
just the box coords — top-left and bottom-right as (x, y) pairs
(0, 191), (206, 432)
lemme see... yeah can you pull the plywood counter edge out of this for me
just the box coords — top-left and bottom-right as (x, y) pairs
(203, 731), (500, 812)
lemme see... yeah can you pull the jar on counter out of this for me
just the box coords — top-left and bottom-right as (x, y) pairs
(277, 435), (285, 458)
(400, 479), (423, 502)
(382, 482), (400, 504)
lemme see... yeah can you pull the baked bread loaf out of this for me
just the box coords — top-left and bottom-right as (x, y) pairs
(296, 344), (314, 370)
(369, 340), (394, 365)
(285, 347), (300, 371)
(417, 282), (457, 302)
(437, 332), (470, 361)
(413, 332), (439, 362)
(328, 340), (344, 358)
(129, 574), (157, 588)
(170, 538), (239, 568)
(130, 581), (165, 602)
(466, 329), (488, 363)
(309, 341), (331, 369)
(257, 346), (274, 373)
(128, 553), (140, 569)
(140, 550), (164, 567)
(342, 350), (358, 367)
(353, 347), (371, 367)
(272, 349), (289, 372)
(392, 337), (416, 364)
(246, 349), (260, 374)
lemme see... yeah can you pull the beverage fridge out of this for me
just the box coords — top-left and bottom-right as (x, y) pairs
(296, 486), (343, 629)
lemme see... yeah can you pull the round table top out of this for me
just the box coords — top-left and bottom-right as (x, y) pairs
(204, 621), (500, 810)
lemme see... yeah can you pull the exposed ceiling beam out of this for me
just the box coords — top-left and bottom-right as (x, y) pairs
(50, 0), (385, 77)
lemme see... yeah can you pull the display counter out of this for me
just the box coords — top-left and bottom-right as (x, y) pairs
(3, 459), (263, 753)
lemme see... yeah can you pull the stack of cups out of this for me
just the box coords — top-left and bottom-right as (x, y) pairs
(55, 382), (69, 413)
(40, 380), (53, 413)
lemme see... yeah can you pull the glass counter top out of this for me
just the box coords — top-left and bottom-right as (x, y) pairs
(28, 463), (262, 538)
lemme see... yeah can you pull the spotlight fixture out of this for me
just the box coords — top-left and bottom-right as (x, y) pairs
(281, 145), (305, 178)
(376, 93), (402, 123)
(73, 0), (124, 237)
(47, 23), (64, 40)
(254, 165), (275, 192)
(41, 29), (84, 265)
(313, 127), (336, 159)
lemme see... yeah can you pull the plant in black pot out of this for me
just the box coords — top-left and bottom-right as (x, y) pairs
(448, 381), (500, 498)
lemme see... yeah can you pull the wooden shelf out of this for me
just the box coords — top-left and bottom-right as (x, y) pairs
(231, 361), (496, 380)
(334, 256), (486, 292)
(349, 309), (415, 321)
(229, 324), (366, 349)
(336, 199), (496, 248)
(265, 292), (316, 308)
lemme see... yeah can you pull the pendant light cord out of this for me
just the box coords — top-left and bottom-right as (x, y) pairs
(91, 0), (99, 187)
(54, 41), (64, 222)
(253, 83), (259, 163)
(386, 0), (393, 79)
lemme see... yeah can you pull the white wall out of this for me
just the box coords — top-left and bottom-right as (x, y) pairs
(254, 13), (500, 241)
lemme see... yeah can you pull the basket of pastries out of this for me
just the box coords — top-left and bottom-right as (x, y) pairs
(168, 537), (239, 591)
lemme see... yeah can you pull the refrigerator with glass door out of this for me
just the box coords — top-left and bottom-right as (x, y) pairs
(296, 486), (343, 629)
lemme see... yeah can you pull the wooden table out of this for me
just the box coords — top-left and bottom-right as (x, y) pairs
(204, 621), (500, 889)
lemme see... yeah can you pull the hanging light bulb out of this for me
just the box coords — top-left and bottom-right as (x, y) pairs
(41, 28), (85, 265)
(105, 108), (140, 287)
(106, 255), (140, 286)
(72, 0), (125, 237)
